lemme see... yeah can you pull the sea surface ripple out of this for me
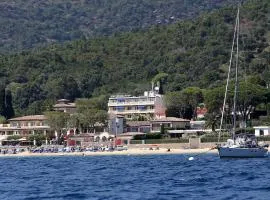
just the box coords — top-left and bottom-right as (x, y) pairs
(0, 154), (270, 200)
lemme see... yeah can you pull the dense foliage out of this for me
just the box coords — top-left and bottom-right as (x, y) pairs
(44, 97), (108, 140)
(0, 0), (241, 52)
(0, 0), (269, 120)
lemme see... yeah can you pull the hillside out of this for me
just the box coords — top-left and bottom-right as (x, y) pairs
(0, 0), (269, 117)
(0, 0), (242, 52)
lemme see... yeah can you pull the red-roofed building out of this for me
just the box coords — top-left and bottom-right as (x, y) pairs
(0, 115), (50, 137)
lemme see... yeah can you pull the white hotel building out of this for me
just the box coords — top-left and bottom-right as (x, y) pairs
(108, 90), (166, 120)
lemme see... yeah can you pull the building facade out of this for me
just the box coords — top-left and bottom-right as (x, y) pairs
(0, 115), (50, 137)
(53, 99), (76, 114)
(126, 121), (151, 133)
(254, 126), (270, 137)
(107, 90), (166, 120)
(150, 117), (190, 132)
(108, 114), (125, 135)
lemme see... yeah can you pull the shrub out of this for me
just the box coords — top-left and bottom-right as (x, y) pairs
(201, 137), (230, 143)
(28, 134), (46, 146)
(133, 133), (162, 140)
(7, 135), (23, 140)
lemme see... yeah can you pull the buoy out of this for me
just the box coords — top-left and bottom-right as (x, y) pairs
(188, 157), (194, 161)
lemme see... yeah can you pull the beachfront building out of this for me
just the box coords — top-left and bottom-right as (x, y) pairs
(53, 99), (76, 114)
(254, 126), (270, 137)
(150, 117), (190, 132)
(126, 121), (151, 133)
(0, 115), (51, 138)
(107, 89), (166, 120)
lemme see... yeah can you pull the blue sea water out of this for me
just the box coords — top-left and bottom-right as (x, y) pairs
(0, 154), (270, 200)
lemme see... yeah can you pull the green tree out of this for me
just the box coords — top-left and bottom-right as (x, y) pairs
(0, 115), (6, 124)
(203, 86), (225, 131)
(44, 111), (70, 144)
(237, 81), (268, 126)
(181, 87), (203, 119)
(28, 134), (46, 146)
(165, 91), (192, 119)
(165, 87), (203, 120)
(79, 109), (108, 133)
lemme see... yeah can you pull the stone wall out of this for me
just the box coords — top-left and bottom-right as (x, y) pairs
(127, 140), (270, 149)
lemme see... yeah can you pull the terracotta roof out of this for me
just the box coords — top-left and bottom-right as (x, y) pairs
(151, 117), (190, 122)
(126, 121), (151, 127)
(9, 115), (47, 121)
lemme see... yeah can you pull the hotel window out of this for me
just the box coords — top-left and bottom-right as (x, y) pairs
(116, 106), (125, 112)
(117, 98), (125, 103)
(138, 105), (146, 110)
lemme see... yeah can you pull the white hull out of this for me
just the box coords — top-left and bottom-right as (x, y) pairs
(218, 147), (268, 158)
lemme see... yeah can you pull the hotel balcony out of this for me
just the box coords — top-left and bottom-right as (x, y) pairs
(0, 125), (50, 130)
(108, 101), (155, 107)
(108, 109), (155, 115)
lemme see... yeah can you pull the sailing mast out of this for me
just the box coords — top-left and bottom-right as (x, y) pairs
(232, 7), (240, 140)
(217, 5), (268, 158)
(218, 6), (239, 143)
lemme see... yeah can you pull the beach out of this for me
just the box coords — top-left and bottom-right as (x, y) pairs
(0, 147), (218, 157)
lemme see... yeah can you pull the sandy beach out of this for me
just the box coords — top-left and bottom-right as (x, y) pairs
(0, 148), (218, 157)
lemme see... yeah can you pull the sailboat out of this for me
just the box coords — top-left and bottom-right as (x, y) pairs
(217, 6), (268, 158)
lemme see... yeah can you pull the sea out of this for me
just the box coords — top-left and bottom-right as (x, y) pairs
(0, 154), (270, 200)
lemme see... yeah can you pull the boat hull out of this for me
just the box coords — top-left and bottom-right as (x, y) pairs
(218, 147), (268, 158)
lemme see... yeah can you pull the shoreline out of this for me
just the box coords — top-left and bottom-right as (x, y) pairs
(0, 148), (218, 157)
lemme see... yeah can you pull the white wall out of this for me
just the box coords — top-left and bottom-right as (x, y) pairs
(254, 127), (270, 137)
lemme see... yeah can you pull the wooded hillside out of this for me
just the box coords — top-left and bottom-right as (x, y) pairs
(0, 0), (269, 118)
(0, 0), (242, 52)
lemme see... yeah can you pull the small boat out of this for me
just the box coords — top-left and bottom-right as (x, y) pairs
(217, 6), (268, 158)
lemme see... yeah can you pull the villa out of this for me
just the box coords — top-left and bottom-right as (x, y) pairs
(0, 115), (50, 136)
(0, 115), (51, 145)
(53, 99), (76, 114)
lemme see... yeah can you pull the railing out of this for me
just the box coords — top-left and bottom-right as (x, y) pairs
(108, 101), (155, 106)
(108, 110), (155, 114)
